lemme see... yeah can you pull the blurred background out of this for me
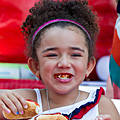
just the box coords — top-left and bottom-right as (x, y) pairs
(0, 0), (118, 90)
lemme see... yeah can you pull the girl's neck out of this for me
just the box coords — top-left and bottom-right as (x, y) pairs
(45, 88), (80, 109)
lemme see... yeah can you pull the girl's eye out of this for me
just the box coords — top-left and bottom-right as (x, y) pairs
(71, 54), (81, 57)
(46, 54), (57, 57)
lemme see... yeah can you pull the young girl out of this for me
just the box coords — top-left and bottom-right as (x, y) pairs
(0, 0), (119, 119)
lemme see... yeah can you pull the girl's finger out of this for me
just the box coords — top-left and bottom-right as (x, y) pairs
(7, 92), (28, 115)
(12, 91), (28, 109)
(1, 95), (18, 115)
(102, 114), (112, 120)
(7, 95), (24, 115)
(0, 100), (11, 114)
(95, 114), (112, 120)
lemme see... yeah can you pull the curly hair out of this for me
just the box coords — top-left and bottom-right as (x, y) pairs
(21, 0), (99, 60)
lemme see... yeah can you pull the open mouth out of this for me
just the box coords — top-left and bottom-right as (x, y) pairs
(54, 73), (73, 80)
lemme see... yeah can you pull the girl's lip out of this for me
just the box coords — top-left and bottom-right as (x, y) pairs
(54, 72), (73, 75)
(54, 73), (73, 83)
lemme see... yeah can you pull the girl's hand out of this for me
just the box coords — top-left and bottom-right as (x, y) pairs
(0, 90), (28, 115)
(94, 114), (112, 120)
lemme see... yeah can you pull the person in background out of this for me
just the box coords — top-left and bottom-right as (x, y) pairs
(106, 75), (114, 99)
(106, 0), (120, 99)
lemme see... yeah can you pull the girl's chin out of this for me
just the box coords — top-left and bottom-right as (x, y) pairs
(53, 85), (74, 94)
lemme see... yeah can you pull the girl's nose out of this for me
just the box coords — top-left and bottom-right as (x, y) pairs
(57, 55), (71, 68)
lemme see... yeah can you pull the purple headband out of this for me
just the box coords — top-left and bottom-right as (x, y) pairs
(32, 19), (91, 46)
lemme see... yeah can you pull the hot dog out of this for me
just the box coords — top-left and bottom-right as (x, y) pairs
(3, 100), (41, 119)
(34, 114), (68, 120)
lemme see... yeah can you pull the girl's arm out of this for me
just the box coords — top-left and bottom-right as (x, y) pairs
(0, 89), (37, 119)
(98, 95), (120, 120)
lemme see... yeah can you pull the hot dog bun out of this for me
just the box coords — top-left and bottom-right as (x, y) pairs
(34, 114), (68, 120)
(3, 100), (41, 119)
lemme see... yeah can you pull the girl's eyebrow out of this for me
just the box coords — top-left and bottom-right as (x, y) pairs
(42, 47), (58, 53)
(70, 47), (85, 53)
(42, 47), (85, 53)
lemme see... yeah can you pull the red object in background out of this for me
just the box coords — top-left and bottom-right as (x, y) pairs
(89, 0), (117, 58)
(0, 0), (38, 63)
(0, 1), (26, 63)
(0, 79), (45, 89)
(88, 0), (117, 80)
(113, 83), (120, 99)
(0, 0), (118, 80)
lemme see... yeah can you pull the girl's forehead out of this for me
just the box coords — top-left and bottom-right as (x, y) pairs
(39, 26), (87, 49)
(41, 25), (86, 40)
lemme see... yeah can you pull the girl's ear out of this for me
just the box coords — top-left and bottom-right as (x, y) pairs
(27, 57), (40, 78)
(86, 57), (96, 77)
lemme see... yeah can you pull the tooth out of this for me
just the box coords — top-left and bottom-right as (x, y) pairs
(56, 74), (72, 79)
(57, 75), (61, 78)
(64, 75), (69, 78)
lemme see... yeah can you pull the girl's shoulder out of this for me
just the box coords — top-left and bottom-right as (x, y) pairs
(98, 95), (113, 110)
(98, 95), (120, 119)
(98, 94), (115, 109)
(80, 87), (104, 102)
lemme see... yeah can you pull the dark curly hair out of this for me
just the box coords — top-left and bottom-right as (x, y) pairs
(21, 0), (99, 60)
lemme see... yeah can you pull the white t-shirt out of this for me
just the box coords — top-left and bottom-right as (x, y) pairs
(30, 88), (104, 120)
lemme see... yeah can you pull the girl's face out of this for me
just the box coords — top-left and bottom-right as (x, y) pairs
(30, 26), (95, 94)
